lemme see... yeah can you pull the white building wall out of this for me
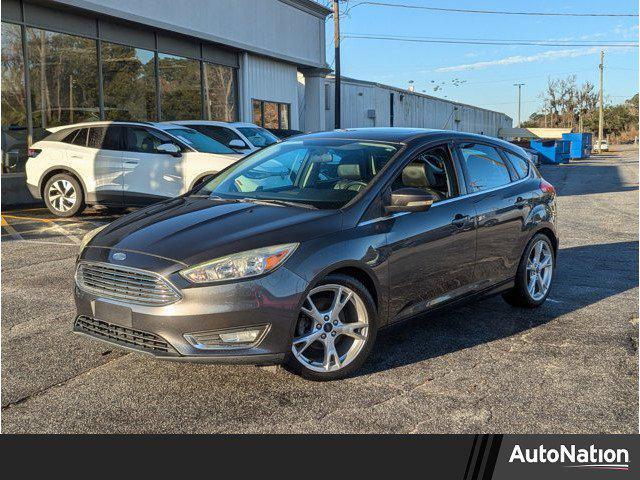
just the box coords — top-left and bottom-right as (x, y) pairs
(243, 54), (301, 129)
(324, 78), (512, 137)
(54, 0), (328, 67)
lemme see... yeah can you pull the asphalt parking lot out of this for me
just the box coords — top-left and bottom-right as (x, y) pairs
(1, 147), (638, 433)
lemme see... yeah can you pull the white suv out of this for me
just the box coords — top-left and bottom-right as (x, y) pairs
(170, 121), (279, 154)
(25, 121), (243, 216)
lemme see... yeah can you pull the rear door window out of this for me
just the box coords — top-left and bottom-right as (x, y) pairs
(458, 143), (512, 193)
(87, 126), (123, 150)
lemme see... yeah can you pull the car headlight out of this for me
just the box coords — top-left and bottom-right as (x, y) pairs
(179, 243), (298, 284)
(79, 225), (108, 254)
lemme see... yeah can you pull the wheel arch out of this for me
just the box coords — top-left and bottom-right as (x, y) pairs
(533, 226), (558, 254)
(39, 166), (88, 200)
(307, 262), (380, 312)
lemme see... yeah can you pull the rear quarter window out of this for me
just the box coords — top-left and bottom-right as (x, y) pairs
(503, 150), (530, 179)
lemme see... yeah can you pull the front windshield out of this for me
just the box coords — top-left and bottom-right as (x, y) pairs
(166, 128), (236, 154)
(194, 139), (400, 209)
(237, 127), (278, 148)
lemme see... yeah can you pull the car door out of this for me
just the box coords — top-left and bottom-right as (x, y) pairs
(384, 143), (478, 321)
(121, 126), (184, 205)
(86, 125), (124, 205)
(455, 141), (527, 287)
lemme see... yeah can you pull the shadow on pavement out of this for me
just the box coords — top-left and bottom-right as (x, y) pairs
(357, 241), (638, 377)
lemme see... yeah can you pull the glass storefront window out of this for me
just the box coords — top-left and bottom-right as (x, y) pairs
(252, 99), (291, 129)
(1, 22), (28, 174)
(26, 27), (99, 140)
(279, 103), (290, 129)
(204, 62), (237, 122)
(158, 53), (201, 120)
(252, 99), (263, 126)
(102, 42), (157, 121)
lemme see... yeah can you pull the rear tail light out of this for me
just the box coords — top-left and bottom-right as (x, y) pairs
(540, 179), (556, 195)
(28, 148), (41, 158)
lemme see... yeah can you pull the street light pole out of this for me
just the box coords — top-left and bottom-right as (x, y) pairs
(514, 83), (524, 128)
(597, 50), (604, 153)
(333, 0), (341, 129)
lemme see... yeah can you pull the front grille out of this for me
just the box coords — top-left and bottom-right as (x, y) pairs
(76, 262), (181, 306)
(74, 316), (173, 354)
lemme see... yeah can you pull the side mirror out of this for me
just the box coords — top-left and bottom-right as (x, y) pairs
(157, 143), (181, 157)
(228, 139), (249, 149)
(385, 187), (435, 213)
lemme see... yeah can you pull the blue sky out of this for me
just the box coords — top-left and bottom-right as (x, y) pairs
(322, 0), (639, 121)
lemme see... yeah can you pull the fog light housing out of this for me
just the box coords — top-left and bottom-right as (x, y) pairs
(183, 325), (269, 350)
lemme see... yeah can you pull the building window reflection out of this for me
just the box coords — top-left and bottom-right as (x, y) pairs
(1, 22), (28, 174)
(26, 27), (99, 140)
(101, 42), (157, 121)
(158, 53), (201, 120)
(252, 99), (291, 129)
(203, 62), (237, 122)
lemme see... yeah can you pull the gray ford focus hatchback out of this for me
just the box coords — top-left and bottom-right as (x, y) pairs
(74, 128), (557, 380)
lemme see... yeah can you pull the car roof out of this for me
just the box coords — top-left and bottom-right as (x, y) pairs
(46, 121), (167, 133)
(167, 120), (262, 129)
(290, 128), (505, 144)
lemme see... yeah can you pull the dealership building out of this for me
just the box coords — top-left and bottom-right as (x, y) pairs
(1, 0), (512, 205)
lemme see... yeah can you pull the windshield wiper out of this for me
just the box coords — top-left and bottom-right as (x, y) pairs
(240, 198), (317, 209)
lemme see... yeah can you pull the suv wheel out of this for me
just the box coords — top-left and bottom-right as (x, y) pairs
(285, 274), (378, 381)
(43, 173), (85, 217)
(503, 233), (555, 307)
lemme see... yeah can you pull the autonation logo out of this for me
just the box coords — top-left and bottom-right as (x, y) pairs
(509, 444), (630, 471)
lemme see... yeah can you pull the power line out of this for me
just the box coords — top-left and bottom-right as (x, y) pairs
(342, 33), (639, 47)
(348, 1), (638, 17)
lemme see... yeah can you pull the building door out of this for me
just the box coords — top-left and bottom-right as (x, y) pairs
(389, 93), (395, 127)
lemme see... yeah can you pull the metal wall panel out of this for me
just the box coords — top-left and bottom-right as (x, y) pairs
(245, 54), (300, 129)
(100, 18), (155, 50)
(324, 78), (513, 137)
(1, 0), (22, 22)
(23, 2), (97, 37)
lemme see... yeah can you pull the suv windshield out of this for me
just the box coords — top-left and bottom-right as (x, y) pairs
(237, 127), (278, 148)
(194, 139), (400, 209)
(165, 128), (236, 154)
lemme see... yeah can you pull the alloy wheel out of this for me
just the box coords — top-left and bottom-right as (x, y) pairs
(526, 239), (553, 301)
(48, 180), (77, 213)
(291, 284), (369, 373)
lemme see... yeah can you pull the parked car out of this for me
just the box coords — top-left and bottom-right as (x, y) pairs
(267, 128), (304, 139)
(74, 128), (558, 380)
(594, 139), (609, 152)
(170, 121), (279, 154)
(25, 121), (243, 217)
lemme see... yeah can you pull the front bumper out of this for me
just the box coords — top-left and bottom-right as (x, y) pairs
(74, 252), (308, 364)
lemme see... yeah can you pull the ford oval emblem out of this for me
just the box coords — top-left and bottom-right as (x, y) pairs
(112, 252), (127, 261)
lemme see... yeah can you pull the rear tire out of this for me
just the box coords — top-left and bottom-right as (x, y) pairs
(43, 173), (85, 217)
(285, 274), (378, 381)
(503, 233), (555, 308)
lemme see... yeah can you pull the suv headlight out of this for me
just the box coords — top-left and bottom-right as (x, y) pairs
(79, 225), (107, 254)
(179, 243), (298, 284)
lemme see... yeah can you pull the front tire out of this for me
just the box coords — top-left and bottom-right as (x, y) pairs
(503, 233), (555, 307)
(43, 173), (85, 217)
(285, 274), (378, 381)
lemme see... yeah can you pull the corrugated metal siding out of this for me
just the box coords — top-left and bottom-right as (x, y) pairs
(245, 55), (300, 129)
(323, 78), (512, 136)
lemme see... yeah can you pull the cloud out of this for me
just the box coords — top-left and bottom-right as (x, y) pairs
(434, 46), (632, 72)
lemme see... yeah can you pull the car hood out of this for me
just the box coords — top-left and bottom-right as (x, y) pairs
(86, 197), (342, 267)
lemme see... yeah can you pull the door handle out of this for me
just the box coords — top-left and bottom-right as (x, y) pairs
(124, 160), (139, 166)
(452, 213), (470, 228)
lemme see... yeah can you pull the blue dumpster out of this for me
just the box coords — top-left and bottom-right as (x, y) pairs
(530, 139), (571, 164)
(562, 132), (592, 159)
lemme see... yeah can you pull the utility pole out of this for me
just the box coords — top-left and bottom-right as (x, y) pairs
(597, 50), (604, 153)
(333, 0), (341, 129)
(514, 83), (524, 128)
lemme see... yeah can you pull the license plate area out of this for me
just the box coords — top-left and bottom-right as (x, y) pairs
(92, 299), (132, 328)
